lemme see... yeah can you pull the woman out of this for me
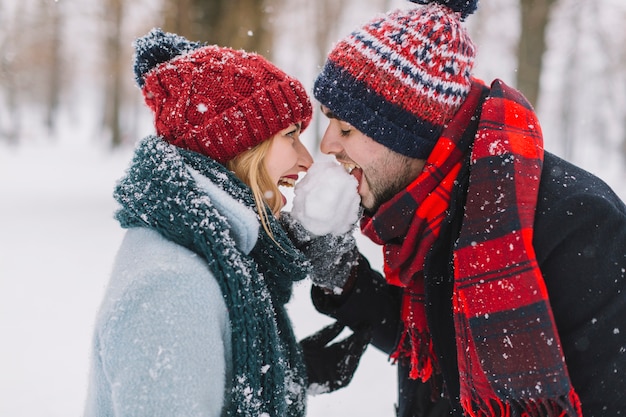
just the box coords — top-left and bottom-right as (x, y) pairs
(84, 29), (314, 417)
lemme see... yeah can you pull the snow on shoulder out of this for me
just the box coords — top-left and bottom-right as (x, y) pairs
(291, 160), (360, 236)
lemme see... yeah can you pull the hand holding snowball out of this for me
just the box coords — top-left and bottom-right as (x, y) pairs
(281, 160), (361, 294)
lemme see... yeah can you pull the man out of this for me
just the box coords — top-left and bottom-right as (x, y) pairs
(283, 1), (626, 416)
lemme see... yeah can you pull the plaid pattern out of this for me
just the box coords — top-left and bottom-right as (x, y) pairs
(361, 80), (485, 380)
(361, 79), (582, 416)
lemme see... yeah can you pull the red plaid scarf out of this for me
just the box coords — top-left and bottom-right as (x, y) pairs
(361, 79), (582, 416)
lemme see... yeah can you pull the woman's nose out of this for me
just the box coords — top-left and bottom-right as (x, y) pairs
(296, 140), (313, 170)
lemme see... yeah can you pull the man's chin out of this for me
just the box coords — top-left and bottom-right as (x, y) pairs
(360, 198), (378, 217)
(362, 207), (376, 217)
(361, 190), (395, 217)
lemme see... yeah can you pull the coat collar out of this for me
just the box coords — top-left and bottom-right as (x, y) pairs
(187, 166), (259, 254)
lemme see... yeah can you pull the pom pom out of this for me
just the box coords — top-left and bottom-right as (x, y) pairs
(408, 0), (478, 20)
(132, 28), (203, 88)
(291, 160), (360, 236)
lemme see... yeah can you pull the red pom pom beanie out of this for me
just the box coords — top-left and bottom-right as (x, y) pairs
(134, 28), (313, 163)
(314, 2), (476, 159)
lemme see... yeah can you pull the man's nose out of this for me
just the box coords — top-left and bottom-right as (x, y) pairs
(319, 126), (341, 155)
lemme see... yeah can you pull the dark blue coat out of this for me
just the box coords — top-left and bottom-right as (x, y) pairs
(312, 151), (626, 417)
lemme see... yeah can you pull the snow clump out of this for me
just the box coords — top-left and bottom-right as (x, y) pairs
(291, 160), (360, 236)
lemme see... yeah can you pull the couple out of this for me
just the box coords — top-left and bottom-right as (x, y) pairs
(84, 1), (626, 416)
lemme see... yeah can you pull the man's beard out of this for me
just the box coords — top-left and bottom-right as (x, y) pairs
(362, 158), (419, 216)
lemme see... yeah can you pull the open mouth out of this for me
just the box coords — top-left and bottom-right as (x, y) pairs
(277, 175), (299, 206)
(278, 176), (296, 188)
(341, 162), (363, 186)
(342, 162), (358, 174)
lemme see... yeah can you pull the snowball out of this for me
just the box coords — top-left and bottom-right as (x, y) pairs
(291, 160), (360, 236)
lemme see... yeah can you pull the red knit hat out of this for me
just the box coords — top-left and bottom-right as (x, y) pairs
(134, 29), (313, 163)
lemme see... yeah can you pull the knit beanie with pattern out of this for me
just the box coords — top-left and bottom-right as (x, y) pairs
(314, 0), (478, 159)
(133, 28), (313, 164)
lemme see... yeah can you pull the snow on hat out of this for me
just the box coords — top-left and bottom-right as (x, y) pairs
(314, 0), (478, 159)
(133, 28), (313, 163)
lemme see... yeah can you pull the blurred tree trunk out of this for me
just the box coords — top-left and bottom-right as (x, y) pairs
(103, 0), (124, 147)
(0, 1), (25, 143)
(43, 0), (63, 136)
(313, 1), (345, 69)
(517, 0), (557, 107)
(558, 2), (623, 164)
(163, 0), (193, 40)
(311, 0), (346, 149)
(163, 0), (274, 58)
(0, 50), (21, 144)
(559, 5), (582, 161)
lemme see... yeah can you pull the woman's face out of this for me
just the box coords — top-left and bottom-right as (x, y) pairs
(264, 123), (313, 206)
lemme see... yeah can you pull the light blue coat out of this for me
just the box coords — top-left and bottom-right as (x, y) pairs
(84, 168), (260, 417)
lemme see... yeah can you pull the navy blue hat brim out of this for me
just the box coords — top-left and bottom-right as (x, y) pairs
(314, 60), (439, 160)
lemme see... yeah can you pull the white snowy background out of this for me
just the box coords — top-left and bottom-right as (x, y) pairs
(1, 0), (626, 416)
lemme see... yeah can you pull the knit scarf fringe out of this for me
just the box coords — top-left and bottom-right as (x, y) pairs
(113, 135), (310, 417)
(390, 325), (436, 382)
(388, 280), (440, 382)
(460, 389), (582, 417)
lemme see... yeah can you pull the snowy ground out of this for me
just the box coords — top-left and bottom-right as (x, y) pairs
(0, 136), (396, 417)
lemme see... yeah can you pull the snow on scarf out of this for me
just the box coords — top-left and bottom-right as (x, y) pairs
(361, 80), (582, 416)
(114, 135), (310, 417)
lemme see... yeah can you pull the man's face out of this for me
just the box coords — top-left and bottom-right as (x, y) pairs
(319, 106), (425, 215)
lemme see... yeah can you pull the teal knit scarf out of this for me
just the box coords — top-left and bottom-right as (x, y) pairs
(114, 135), (310, 417)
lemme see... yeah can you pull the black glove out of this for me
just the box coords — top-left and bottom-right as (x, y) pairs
(280, 211), (359, 293)
(300, 321), (372, 394)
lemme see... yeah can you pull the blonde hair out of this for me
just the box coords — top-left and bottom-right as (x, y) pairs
(227, 138), (282, 242)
